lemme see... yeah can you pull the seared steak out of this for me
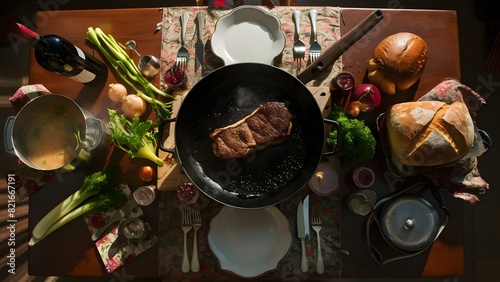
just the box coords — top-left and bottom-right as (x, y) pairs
(210, 102), (293, 160)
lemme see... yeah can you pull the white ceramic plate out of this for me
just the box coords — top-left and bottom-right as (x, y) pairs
(211, 6), (285, 65)
(208, 206), (292, 278)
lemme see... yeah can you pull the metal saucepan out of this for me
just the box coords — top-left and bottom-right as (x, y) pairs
(4, 94), (105, 172)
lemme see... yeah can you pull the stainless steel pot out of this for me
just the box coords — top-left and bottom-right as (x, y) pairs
(4, 94), (105, 172)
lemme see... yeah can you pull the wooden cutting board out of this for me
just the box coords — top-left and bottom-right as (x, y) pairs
(157, 86), (332, 191)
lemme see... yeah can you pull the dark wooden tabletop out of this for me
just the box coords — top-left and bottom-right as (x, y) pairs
(28, 7), (464, 278)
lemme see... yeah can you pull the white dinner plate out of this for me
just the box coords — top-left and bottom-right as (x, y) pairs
(211, 6), (286, 65)
(208, 206), (292, 278)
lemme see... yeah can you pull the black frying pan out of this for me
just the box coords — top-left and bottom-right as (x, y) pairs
(159, 10), (384, 208)
(160, 63), (340, 208)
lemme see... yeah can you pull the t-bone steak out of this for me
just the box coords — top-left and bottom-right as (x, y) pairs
(209, 102), (293, 160)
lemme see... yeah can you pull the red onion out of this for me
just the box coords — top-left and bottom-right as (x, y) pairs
(351, 83), (381, 112)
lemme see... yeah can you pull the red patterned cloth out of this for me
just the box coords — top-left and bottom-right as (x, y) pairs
(418, 78), (490, 203)
(7, 84), (55, 200)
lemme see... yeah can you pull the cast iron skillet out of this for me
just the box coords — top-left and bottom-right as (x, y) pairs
(160, 63), (341, 208)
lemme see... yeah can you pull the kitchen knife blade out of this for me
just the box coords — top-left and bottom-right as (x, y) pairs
(303, 194), (313, 257)
(91, 200), (138, 241)
(303, 195), (310, 238)
(195, 11), (205, 71)
(297, 197), (308, 273)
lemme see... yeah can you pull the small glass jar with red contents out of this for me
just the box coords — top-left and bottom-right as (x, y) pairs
(345, 166), (375, 189)
(163, 66), (187, 91)
(177, 181), (200, 204)
(329, 71), (355, 97)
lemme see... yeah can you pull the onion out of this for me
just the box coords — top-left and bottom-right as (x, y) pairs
(347, 101), (362, 117)
(139, 166), (155, 182)
(108, 83), (127, 102)
(351, 83), (381, 113)
(121, 94), (147, 118)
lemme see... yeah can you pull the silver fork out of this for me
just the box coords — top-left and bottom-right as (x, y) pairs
(176, 12), (190, 70)
(292, 10), (306, 65)
(181, 206), (192, 273)
(311, 208), (324, 274)
(308, 9), (321, 63)
(190, 207), (202, 272)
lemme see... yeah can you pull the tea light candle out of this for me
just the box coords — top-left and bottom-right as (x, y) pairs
(308, 163), (339, 196)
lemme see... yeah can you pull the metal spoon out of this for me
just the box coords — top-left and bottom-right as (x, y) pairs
(124, 40), (161, 79)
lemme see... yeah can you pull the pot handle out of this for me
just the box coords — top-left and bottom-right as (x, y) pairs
(3, 116), (16, 156)
(158, 118), (176, 153)
(82, 117), (104, 151)
(366, 182), (449, 267)
(322, 118), (342, 156)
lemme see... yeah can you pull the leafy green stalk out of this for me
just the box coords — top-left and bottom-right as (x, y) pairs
(29, 187), (128, 246)
(30, 171), (113, 240)
(87, 27), (174, 120)
(108, 109), (164, 166)
(327, 105), (376, 166)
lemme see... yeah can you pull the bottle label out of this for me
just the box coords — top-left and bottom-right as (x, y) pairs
(69, 46), (95, 83)
(70, 69), (96, 83)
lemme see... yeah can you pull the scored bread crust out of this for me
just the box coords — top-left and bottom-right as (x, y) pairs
(386, 101), (474, 166)
(367, 32), (428, 95)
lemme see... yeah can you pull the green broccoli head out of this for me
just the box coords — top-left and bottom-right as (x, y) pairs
(327, 105), (376, 166)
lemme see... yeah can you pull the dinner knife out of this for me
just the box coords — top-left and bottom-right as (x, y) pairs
(195, 11), (205, 71)
(297, 197), (308, 273)
(303, 194), (313, 257)
(91, 200), (138, 241)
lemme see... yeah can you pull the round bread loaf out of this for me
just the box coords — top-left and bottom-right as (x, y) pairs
(367, 32), (428, 95)
(386, 101), (474, 166)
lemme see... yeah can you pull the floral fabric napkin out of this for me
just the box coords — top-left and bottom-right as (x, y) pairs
(417, 78), (490, 203)
(7, 84), (56, 200)
(83, 183), (158, 273)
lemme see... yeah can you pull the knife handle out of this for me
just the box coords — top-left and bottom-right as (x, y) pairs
(300, 238), (308, 273)
(180, 12), (189, 45)
(196, 12), (204, 41)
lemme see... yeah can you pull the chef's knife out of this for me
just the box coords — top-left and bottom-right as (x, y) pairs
(195, 11), (205, 71)
(91, 200), (138, 241)
(297, 197), (308, 273)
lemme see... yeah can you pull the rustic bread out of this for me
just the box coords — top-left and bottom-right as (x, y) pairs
(386, 101), (474, 166)
(367, 32), (428, 95)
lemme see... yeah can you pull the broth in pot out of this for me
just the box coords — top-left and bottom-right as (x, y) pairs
(24, 102), (82, 170)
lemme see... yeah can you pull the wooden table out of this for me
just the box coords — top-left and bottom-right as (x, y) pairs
(27, 7), (464, 278)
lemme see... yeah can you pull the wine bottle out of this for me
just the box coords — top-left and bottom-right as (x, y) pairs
(11, 23), (108, 84)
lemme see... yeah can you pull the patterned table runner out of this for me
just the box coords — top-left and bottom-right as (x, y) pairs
(160, 6), (343, 89)
(158, 5), (342, 280)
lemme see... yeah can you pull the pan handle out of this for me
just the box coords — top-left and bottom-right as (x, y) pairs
(158, 118), (176, 153)
(323, 119), (342, 156)
(297, 9), (384, 84)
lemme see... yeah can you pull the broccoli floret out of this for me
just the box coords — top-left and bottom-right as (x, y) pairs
(326, 105), (376, 166)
